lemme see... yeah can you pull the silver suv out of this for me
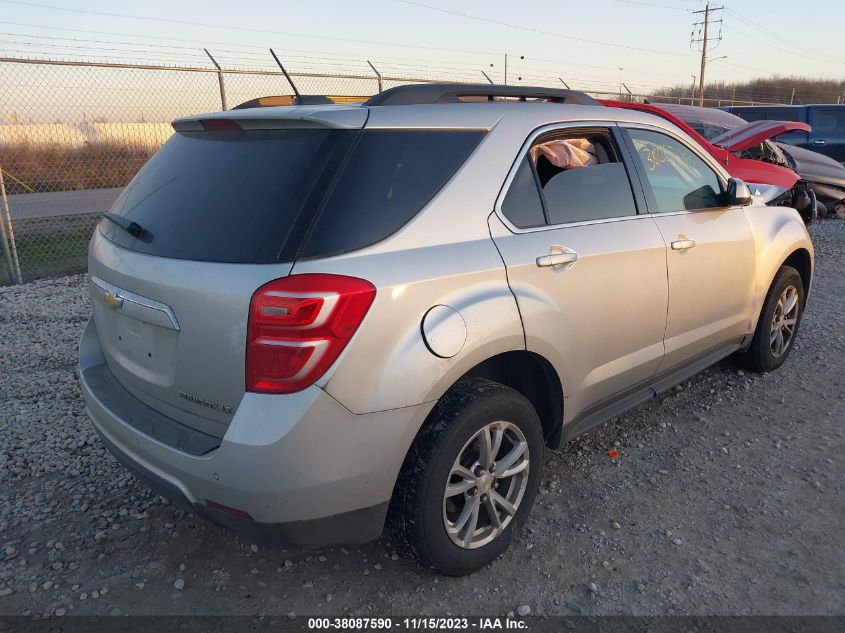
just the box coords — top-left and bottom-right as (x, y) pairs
(79, 84), (814, 575)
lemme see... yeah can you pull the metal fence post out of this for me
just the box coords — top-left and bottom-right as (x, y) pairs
(0, 168), (23, 285)
(367, 61), (383, 93)
(205, 49), (227, 110)
(0, 174), (15, 283)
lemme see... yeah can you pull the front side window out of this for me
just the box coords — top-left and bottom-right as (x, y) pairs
(501, 129), (638, 228)
(627, 128), (723, 213)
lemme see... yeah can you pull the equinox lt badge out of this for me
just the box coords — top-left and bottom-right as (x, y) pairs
(178, 391), (233, 415)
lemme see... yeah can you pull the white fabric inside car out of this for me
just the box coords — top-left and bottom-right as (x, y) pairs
(530, 138), (597, 169)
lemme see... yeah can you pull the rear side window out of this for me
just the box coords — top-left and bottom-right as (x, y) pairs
(542, 162), (637, 224)
(500, 156), (546, 229)
(501, 129), (638, 227)
(300, 130), (484, 258)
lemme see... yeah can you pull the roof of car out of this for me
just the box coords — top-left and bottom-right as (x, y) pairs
(172, 82), (691, 134)
(657, 103), (747, 129)
(174, 100), (682, 135)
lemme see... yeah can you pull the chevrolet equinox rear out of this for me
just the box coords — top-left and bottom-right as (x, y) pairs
(80, 84), (813, 575)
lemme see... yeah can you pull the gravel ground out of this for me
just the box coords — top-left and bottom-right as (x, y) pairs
(1, 221), (843, 618)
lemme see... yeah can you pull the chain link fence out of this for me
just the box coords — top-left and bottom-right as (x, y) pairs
(0, 56), (771, 285)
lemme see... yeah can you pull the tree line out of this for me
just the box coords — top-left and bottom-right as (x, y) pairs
(652, 76), (845, 105)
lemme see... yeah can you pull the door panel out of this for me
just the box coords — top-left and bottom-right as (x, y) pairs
(620, 124), (758, 374)
(489, 213), (668, 422)
(809, 108), (845, 163)
(650, 208), (756, 373)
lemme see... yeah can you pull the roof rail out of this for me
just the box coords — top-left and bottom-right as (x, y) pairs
(233, 95), (335, 109)
(363, 83), (600, 107)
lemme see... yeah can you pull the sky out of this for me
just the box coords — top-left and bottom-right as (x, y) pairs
(0, 0), (843, 97)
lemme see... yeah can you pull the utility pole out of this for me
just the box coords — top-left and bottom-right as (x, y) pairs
(502, 54), (524, 86)
(691, 3), (723, 107)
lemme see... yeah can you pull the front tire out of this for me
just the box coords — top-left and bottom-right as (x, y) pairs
(743, 265), (804, 372)
(390, 378), (543, 576)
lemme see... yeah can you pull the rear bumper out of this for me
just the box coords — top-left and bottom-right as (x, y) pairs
(92, 423), (388, 545)
(79, 316), (433, 546)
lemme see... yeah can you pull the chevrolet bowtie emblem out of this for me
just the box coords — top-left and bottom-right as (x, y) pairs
(104, 292), (124, 310)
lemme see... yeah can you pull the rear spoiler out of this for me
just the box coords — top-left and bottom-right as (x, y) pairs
(172, 105), (367, 132)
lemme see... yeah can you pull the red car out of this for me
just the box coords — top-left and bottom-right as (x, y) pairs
(600, 100), (816, 222)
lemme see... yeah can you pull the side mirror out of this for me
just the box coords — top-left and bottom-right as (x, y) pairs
(726, 178), (753, 207)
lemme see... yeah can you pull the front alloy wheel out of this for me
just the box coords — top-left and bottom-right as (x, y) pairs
(770, 285), (799, 359)
(742, 264), (804, 373)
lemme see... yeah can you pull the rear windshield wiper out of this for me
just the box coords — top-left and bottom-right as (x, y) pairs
(103, 212), (147, 239)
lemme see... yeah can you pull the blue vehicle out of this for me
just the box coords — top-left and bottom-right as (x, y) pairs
(721, 105), (845, 165)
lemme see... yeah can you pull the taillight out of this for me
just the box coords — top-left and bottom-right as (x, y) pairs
(200, 118), (242, 131)
(246, 274), (376, 394)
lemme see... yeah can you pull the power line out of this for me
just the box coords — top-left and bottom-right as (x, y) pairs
(612, 0), (690, 10)
(721, 23), (843, 66)
(0, 0), (506, 57)
(395, 0), (692, 55)
(725, 7), (838, 62)
(0, 33), (519, 75)
(0, 21), (693, 81)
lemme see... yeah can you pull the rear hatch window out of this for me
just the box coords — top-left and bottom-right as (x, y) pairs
(101, 129), (352, 263)
(100, 127), (484, 263)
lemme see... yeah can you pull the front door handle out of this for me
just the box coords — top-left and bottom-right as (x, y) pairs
(813, 139), (826, 145)
(671, 239), (696, 251)
(536, 252), (578, 267)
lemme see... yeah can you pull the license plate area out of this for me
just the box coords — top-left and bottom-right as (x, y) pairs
(90, 276), (180, 388)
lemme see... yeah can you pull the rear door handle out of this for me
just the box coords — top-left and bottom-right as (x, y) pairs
(536, 252), (578, 267)
(813, 139), (826, 145)
(671, 239), (696, 251)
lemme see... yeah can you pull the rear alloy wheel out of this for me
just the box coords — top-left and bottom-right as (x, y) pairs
(390, 378), (543, 576)
(743, 265), (805, 373)
(443, 421), (530, 549)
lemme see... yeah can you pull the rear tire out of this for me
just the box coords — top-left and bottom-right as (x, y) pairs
(389, 378), (543, 576)
(742, 265), (804, 373)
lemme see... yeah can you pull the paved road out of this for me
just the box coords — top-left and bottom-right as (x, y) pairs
(6, 188), (122, 221)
